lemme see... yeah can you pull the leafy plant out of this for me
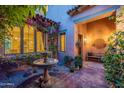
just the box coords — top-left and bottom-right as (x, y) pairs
(48, 33), (59, 58)
(75, 40), (81, 48)
(49, 44), (58, 55)
(63, 55), (73, 67)
(74, 56), (83, 69)
(103, 31), (124, 87)
(0, 5), (47, 44)
(33, 53), (42, 59)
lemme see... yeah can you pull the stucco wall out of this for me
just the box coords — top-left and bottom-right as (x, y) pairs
(46, 5), (120, 63)
(86, 18), (115, 53)
(47, 5), (76, 62)
(76, 17), (115, 60)
(75, 24), (87, 60)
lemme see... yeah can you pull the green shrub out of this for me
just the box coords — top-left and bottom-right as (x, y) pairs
(103, 31), (124, 87)
(74, 56), (83, 69)
(33, 53), (42, 60)
(63, 55), (73, 66)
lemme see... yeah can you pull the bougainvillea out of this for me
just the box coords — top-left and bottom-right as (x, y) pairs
(48, 23), (60, 58)
(28, 14), (60, 58)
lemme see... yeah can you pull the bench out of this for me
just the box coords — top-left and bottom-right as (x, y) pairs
(86, 52), (104, 62)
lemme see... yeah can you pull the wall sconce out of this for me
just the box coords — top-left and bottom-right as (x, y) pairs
(84, 36), (87, 45)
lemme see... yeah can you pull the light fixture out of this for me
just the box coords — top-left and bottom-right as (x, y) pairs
(84, 36), (87, 45)
(84, 37), (87, 42)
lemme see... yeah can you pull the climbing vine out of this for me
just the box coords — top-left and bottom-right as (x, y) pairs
(48, 23), (60, 58)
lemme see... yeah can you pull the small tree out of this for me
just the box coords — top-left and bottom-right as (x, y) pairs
(0, 5), (47, 44)
(103, 6), (124, 87)
(103, 31), (124, 87)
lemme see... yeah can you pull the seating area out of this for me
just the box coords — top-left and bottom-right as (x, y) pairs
(86, 52), (104, 62)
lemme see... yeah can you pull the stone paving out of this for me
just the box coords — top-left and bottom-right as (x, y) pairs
(22, 62), (109, 88)
(50, 62), (108, 88)
(0, 61), (108, 88)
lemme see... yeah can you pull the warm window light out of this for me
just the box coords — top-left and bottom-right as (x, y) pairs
(60, 33), (66, 52)
(14, 37), (19, 40)
(24, 25), (34, 53)
(5, 27), (20, 54)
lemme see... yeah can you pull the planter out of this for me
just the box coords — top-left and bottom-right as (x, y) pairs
(74, 56), (83, 69)
(70, 69), (74, 73)
(69, 66), (75, 73)
(64, 61), (72, 67)
(63, 55), (73, 67)
(79, 64), (83, 69)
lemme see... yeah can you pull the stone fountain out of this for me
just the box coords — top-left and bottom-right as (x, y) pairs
(33, 51), (58, 87)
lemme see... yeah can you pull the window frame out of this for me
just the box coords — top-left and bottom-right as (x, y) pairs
(4, 25), (47, 55)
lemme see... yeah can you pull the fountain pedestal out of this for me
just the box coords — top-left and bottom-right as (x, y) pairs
(33, 58), (58, 88)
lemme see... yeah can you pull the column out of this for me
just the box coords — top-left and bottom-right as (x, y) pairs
(20, 27), (24, 54)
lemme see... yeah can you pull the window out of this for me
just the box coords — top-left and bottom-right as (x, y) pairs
(5, 27), (21, 54)
(4, 24), (46, 54)
(36, 30), (45, 52)
(24, 25), (34, 53)
(60, 33), (66, 52)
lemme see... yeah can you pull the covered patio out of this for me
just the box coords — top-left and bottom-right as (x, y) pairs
(75, 10), (116, 62)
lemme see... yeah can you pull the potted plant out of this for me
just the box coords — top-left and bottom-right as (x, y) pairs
(63, 55), (73, 67)
(74, 55), (83, 69)
(33, 53), (42, 60)
(75, 40), (81, 48)
(69, 65), (75, 73)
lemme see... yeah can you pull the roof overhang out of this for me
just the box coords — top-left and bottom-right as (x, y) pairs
(67, 5), (96, 16)
(73, 5), (120, 24)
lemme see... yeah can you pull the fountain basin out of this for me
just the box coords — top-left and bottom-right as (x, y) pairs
(32, 58), (58, 87)
(33, 58), (58, 68)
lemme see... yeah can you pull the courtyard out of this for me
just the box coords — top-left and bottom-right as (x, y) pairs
(0, 61), (108, 88)
(0, 5), (124, 88)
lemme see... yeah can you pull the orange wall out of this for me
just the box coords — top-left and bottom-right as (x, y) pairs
(85, 17), (115, 54)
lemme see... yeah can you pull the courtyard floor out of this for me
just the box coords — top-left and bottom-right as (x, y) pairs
(51, 62), (108, 88)
(20, 62), (109, 88)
